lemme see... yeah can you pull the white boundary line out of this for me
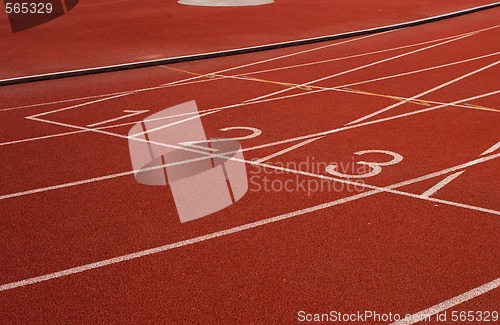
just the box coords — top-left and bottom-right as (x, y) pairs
(244, 32), (480, 103)
(421, 140), (500, 197)
(389, 278), (500, 325)
(2, 89), (498, 200)
(482, 140), (500, 156)
(346, 59), (500, 125)
(2, 50), (498, 148)
(332, 52), (500, 89)
(0, 32), (387, 113)
(421, 171), (465, 198)
(233, 33), (479, 77)
(1, 151), (499, 292)
(0, 24), (493, 114)
(8, 106), (500, 218)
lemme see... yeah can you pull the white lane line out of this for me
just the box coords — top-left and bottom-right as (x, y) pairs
(421, 171), (465, 198)
(0, 130), (89, 146)
(229, 90), (500, 158)
(0, 93), (128, 112)
(234, 26), (499, 78)
(3, 51), (498, 147)
(334, 52), (500, 90)
(0, 190), (378, 292)
(3, 108), (500, 218)
(421, 138), (500, 197)
(421, 139), (500, 197)
(244, 32), (478, 103)
(2, 83), (494, 147)
(3, 89), (498, 200)
(127, 109), (221, 138)
(1, 90), (321, 146)
(346, 59), (500, 125)
(481, 140), (500, 156)
(27, 92), (135, 119)
(0, 33), (385, 114)
(255, 137), (324, 163)
(389, 278), (500, 325)
(1, 151), (500, 292)
(161, 32), (389, 87)
(86, 110), (149, 127)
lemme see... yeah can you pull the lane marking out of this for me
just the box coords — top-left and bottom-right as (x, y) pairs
(421, 140), (500, 197)
(0, 90), (324, 146)
(224, 90), (500, 161)
(1, 152), (499, 292)
(244, 31), (480, 103)
(86, 110), (149, 127)
(1, 31), (488, 114)
(0, 190), (378, 292)
(0, 31), (386, 112)
(2, 50), (498, 148)
(255, 137), (324, 163)
(389, 278), (500, 325)
(2, 83), (497, 147)
(421, 171), (465, 198)
(346, 59), (500, 125)
(3, 90), (498, 200)
(231, 27), (499, 78)
(163, 65), (314, 91)
(6, 105), (500, 218)
(481, 140), (500, 156)
(334, 52), (500, 89)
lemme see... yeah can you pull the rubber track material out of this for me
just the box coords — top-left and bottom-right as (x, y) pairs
(0, 2), (498, 87)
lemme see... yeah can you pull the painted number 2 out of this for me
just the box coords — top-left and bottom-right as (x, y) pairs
(326, 150), (403, 178)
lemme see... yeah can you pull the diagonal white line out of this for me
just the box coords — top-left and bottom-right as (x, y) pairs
(421, 139), (500, 197)
(255, 137), (324, 163)
(334, 52), (500, 90)
(421, 171), (465, 198)
(481, 140), (500, 156)
(0, 32), (386, 114)
(3, 89), (498, 200)
(1, 151), (499, 292)
(346, 59), (500, 125)
(244, 31), (480, 103)
(231, 25), (499, 78)
(389, 278), (500, 325)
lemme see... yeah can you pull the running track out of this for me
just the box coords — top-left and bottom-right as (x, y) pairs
(0, 2), (499, 324)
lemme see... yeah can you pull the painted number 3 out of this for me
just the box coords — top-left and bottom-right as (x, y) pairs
(326, 150), (403, 178)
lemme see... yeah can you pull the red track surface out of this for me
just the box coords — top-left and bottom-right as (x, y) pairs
(0, 0), (497, 79)
(1, 2), (499, 324)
